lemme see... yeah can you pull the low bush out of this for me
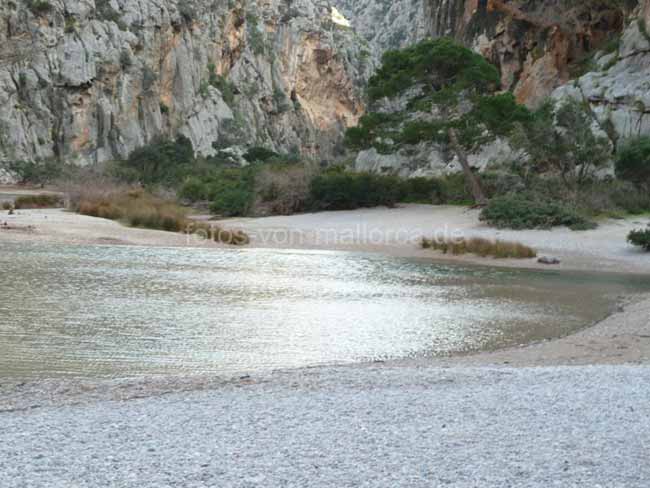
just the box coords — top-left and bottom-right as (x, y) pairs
(243, 146), (279, 163)
(398, 177), (445, 203)
(14, 194), (64, 209)
(71, 185), (249, 245)
(575, 180), (650, 217)
(253, 164), (310, 216)
(179, 177), (209, 202)
(114, 135), (194, 186)
(616, 136), (650, 190)
(2, 159), (72, 186)
(628, 228), (650, 251)
(26, 0), (52, 15)
(2, 201), (13, 210)
(480, 194), (596, 230)
(309, 171), (401, 210)
(77, 189), (188, 232)
(210, 187), (252, 217)
(421, 236), (537, 259)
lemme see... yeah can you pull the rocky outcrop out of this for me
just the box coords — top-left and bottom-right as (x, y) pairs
(332, 0), (432, 67)
(337, 0), (637, 107)
(553, 1), (650, 145)
(0, 0), (366, 168)
(355, 138), (515, 178)
(465, 0), (635, 107)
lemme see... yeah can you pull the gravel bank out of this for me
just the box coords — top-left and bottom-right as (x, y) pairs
(1, 365), (649, 488)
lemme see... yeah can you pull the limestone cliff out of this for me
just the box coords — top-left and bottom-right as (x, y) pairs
(338, 0), (650, 177)
(0, 0), (366, 168)
(554, 0), (650, 145)
(337, 0), (638, 107)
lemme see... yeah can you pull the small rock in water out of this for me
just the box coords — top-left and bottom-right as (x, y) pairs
(538, 256), (561, 265)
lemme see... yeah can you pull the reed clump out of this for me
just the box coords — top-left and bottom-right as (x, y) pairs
(14, 194), (64, 209)
(421, 236), (537, 259)
(70, 185), (249, 245)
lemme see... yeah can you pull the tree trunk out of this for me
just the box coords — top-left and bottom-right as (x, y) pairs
(448, 128), (488, 206)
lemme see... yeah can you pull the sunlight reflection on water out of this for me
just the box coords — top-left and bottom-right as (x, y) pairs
(1, 241), (649, 379)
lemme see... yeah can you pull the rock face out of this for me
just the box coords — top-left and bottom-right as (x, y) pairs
(0, 0), (366, 168)
(336, 0), (637, 108)
(553, 1), (650, 145)
(332, 0), (432, 67)
(339, 0), (650, 176)
(355, 138), (515, 179)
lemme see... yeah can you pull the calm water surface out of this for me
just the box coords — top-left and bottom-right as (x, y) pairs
(1, 241), (649, 379)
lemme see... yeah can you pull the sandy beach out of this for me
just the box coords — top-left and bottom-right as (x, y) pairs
(3, 203), (650, 273)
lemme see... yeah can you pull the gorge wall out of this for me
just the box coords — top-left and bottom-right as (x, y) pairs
(338, 0), (650, 177)
(336, 0), (641, 108)
(0, 0), (366, 169)
(2, 0), (650, 181)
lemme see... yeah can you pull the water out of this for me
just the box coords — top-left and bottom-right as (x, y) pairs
(1, 241), (649, 379)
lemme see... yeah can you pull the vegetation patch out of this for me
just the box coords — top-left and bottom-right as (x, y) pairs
(616, 136), (650, 191)
(628, 228), (650, 251)
(14, 194), (63, 209)
(479, 194), (596, 230)
(70, 186), (248, 245)
(1, 159), (73, 187)
(421, 236), (537, 259)
(308, 169), (401, 211)
(25, 0), (52, 16)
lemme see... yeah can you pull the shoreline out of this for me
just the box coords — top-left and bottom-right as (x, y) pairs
(2, 204), (650, 274)
(2, 292), (649, 412)
(1, 204), (650, 410)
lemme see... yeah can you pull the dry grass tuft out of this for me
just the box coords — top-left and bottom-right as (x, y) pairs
(14, 194), (64, 209)
(68, 183), (249, 245)
(421, 236), (537, 259)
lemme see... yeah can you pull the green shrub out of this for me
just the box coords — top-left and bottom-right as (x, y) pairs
(2, 159), (69, 186)
(398, 177), (444, 203)
(243, 146), (279, 163)
(616, 136), (650, 190)
(116, 135), (194, 186)
(179, 4), (196, 24)
(480, 194), (596, 230)
(64, 16), (77, 33)
(628, 228), (650, 251)
(309, 171), (401, 210)
(96, 0), (126, 29)
(575, 179), (650, 216)
(26, 0), (52, 15)
(208, 71), (236, 105)
(510, 100), (611, 188)
(438, 173), (474, 205)
(179, 177), (208, 202)
(210, 187), (252, 217)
